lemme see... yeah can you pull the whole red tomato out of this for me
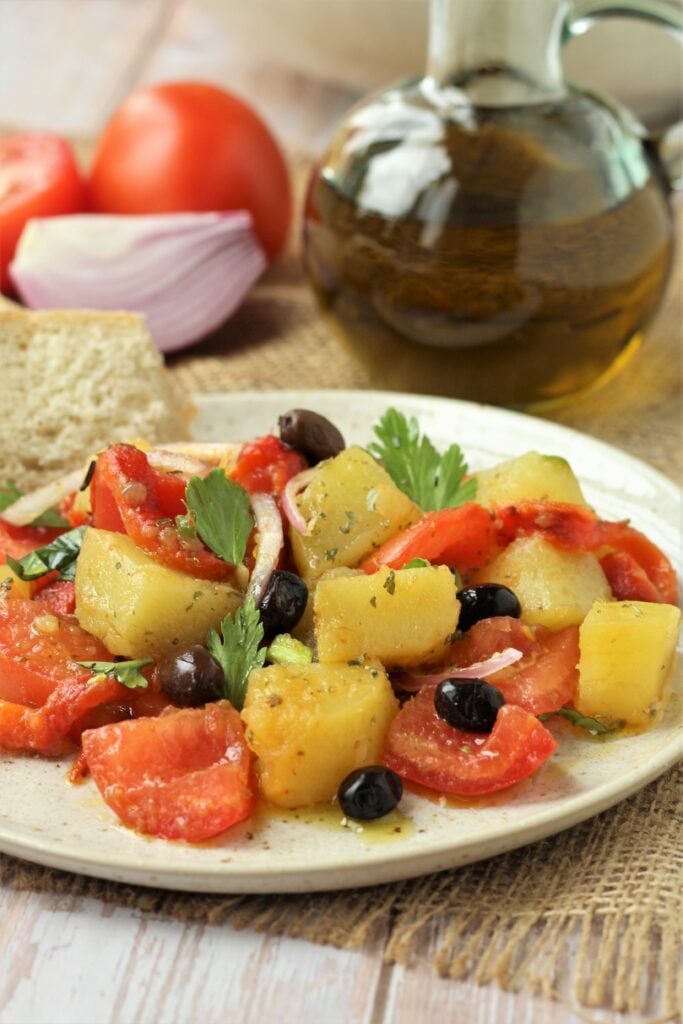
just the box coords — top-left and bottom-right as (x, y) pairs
(88, 82), (292, 259)
(0, 134), (86, 293)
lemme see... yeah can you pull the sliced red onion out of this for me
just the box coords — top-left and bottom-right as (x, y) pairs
(401, 648), (524, 690)
(10, 212), (267, 353)
(281, 468), (318, 535)
(161, 442), (243, 467)
(247, 493), (284, 606)
(1, 468), (83, 527)
(147, 449), (211, 478)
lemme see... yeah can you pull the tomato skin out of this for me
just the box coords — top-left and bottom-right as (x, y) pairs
(0, 133), (86, 293)
(361, 504), (496, 575)
(94, 444), (235, 581)
(230, 434), (307, 496)
(383, 693), (557, 797)
(450, 617), (579, 715)
(82, 702), (255, 841)
(89, 82), (291, 259)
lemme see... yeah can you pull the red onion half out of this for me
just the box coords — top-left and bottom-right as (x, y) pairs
(10, 212), (267, 353)
(281, 468), (318, 534)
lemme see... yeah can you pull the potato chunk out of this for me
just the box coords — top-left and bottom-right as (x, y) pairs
(75, 528), (243, 659)
(315, 565), (459, 668)
(473, 534), (611, 630)
(576, 600), (681, 726)
(242, 662), (398, 808)
(474, 451), (588, 507)
(289, 447), (420, 579)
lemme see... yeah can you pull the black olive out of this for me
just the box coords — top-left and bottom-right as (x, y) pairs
(258, 570), (308, 637)
(278, 409), (345, 464)
(158, 645), (225, 707)
(456, 583), (522, 632)
(338, 766), (403, 820)
(434, 678), (505, 733)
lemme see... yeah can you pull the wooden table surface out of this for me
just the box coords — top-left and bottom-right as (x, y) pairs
(0, 4), (674, 1022)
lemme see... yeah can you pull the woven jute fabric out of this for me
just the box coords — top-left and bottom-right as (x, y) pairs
(2, 162), (681, 1019)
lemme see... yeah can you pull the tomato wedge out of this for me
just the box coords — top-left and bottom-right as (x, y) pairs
(93, 444), (235, 580)
(599, 521), (677, 604)
(82, 702), (255, 841)
(0, 596), (110, 707)
(494, 501), (603, 551)
(450, 617), (579, 715)
(35, 579), (76, 616)
(361, 503), (496, 575)
(0, 520), (63, 561)
(384, 691), (557, 796)
(230, 434), (307, 496)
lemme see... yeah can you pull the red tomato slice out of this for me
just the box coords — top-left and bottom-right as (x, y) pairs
(599, 522), (677, 604)
(0, 133), (86, 293)
(450, 617), (579, 715)
(82, 702), (255, 841)
(0, 596), (111, 707)
(230, 435), (307, 496)
(89, 82), (291, 259)
(361, 504), (496, 575)
(94, 444), (235, 580)
(0, 520), (63, 561)
(494, 502), (603, 551)
(35, 579), (76, 616)
(383, 693), (557, 797)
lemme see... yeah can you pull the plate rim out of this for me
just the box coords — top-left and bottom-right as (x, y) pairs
(1, 388), (680, 893)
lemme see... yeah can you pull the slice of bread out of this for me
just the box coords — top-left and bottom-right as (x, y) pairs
(0, 307), (192, 491)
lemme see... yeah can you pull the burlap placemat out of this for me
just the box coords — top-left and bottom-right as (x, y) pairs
(2, 162), (681, 1019)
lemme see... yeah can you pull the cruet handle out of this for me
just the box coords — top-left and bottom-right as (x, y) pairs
(565, 0), (683, 188)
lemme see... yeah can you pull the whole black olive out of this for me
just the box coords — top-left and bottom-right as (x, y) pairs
(258, 570), (308, 637)
(434, 678), (505, 733)
(338, 765), (403, 820)
(456, 583), (522, 632)
(278, 409), (345, 464)
(158, 645), (225, 707)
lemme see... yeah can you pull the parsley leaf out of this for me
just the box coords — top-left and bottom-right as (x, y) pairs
(6, 526), (86, 581)
(402, 557), (431, 569)
(185, 470), (253, 565)
(539, 708), (622, 735)
(206, 598), (266, 710)
(367, 408), (476, 511)
(76, 659), (152, 689)
(0, 480), (22, 512)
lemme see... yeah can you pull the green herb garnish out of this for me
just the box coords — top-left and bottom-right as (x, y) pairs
(402, 557), (431, 569)
(0, 480), (22, 512)
(6, 526), (86, 581)
(266, 634), (313, 666)
(76, 659), (152, 689)
(383, 570), (396, 595)
(184, 469), (253, 565)
(0, 479), (68, 527)
(206, 598), (266, 710)
(367, 407), (476, 510)
(539, 708), (621, 735)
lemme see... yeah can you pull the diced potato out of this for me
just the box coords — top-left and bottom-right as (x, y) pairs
(474, 451), (588, 507)
(473, 534), (611, 629)
(576, 600), (681, 726)
(289, 446), (420, 579)
(315, 565), (459, 667)
(242, 662), (398, 807)
(75, 528), (243, 659)
(291, 567), (363, 645)
(0, 563), (37, 599)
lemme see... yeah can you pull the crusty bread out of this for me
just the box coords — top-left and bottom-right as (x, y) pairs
(0, 308), (192, 490)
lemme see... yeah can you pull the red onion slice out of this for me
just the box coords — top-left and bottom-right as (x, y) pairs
(1, 468), (83, 527)
(10, 212), (267, 353)
(147, 449), (211, 478)
(161, 442), (243, 467)
(247, 493), (284, 606)
(401, 647), (524, 690)
(281, 468), (318, 535)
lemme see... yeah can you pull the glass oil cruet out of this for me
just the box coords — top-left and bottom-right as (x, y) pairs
(303, 0), (683, 409)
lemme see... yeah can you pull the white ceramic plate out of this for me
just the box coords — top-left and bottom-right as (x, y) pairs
(1, 390), (681, 893)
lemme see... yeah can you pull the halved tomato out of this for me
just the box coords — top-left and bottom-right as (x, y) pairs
(449, 617), (579, 715)
(383, 692), (557, 797)
(361, 504), (496, 575)
(230, 434), (306, 496)
(82, 702), (255, 841)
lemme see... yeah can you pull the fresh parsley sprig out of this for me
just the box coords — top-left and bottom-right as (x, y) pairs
(539, 708), (621, 735)
(206, 598), (266, 710)
(185, 470), (253, 565)
(367, 408), (476, 511)
(7, 526), (87, 581)
(76, 659), (152, 689)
